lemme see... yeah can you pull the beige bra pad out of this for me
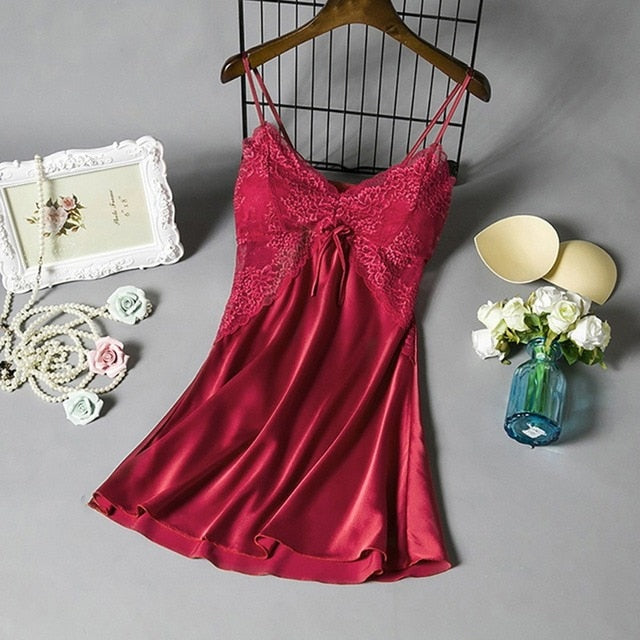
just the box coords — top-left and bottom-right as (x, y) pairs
(474, 215), (560, 283)
(543, 240), (617, 304)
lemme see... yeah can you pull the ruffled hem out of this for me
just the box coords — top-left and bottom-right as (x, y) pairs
(89, 492), (451, 584)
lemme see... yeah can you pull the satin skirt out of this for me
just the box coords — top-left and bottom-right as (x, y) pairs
(90, 244), (451, 583)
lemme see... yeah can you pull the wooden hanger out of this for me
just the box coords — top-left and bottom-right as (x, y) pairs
(220, 0), (491, 102)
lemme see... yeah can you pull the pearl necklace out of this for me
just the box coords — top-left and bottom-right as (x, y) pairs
(0, 156), (151, 422)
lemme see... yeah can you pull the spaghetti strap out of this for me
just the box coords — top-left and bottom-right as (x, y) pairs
(404, 70), (474, 163)
(242, 54), (293, 148)
(242, 54), (266, 127)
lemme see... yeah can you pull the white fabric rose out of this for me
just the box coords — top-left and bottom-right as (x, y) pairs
(530, 286), (565, 315)
(502, 297), (528, 332)
(471, 329), (501, 359)
(568, 316), (611, 350)
(477, 300), (507, 336)
(563, 290), (591, 316)
(547, 299), (581, 334)
(63, 390), (103, 425)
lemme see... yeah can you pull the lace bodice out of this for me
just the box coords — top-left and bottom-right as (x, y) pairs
(216, 123), (455, 341)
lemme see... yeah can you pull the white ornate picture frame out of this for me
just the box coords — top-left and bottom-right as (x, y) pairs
(0, 136), (183, 292)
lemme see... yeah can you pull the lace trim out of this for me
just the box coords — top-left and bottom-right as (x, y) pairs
(216, 124), (454, 341)
(216, 211), (311, 342)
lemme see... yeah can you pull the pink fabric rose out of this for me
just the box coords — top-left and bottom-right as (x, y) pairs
(87, 337), (129, 378)
(59, 195), (77, 211)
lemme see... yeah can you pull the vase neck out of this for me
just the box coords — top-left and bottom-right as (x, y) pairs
(527, 338), (561, 362)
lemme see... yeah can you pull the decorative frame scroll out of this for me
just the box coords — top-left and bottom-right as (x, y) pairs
(0, 136), (183, 292)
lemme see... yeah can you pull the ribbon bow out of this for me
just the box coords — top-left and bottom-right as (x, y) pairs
(310, 223), (353, 306)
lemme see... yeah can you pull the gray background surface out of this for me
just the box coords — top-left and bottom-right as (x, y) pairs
(1, 2), (639, 639)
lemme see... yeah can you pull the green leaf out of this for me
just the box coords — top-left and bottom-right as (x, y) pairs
(525, 313), (542, 330)
(519, 330), (541, 344)
(578, 348), (603, 366)
(561, 341), (579, 365)
(504, 328), (520, 343)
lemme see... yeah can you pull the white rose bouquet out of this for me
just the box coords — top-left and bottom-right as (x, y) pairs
(471, 285), (611, 367)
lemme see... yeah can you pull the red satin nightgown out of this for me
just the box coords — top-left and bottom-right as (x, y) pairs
(89, 61), (473, 584)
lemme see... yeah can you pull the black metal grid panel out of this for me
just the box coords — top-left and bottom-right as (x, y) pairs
(238, 0), (484, 174)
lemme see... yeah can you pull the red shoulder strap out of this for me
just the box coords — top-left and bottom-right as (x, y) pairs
(404, 70), (474, 162)
(242, 54), (293, 147)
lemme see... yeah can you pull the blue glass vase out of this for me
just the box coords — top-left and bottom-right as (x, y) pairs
(504, 338), (567, 447)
